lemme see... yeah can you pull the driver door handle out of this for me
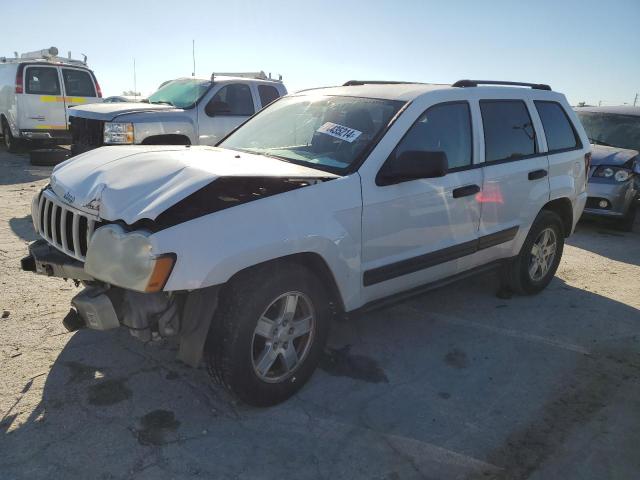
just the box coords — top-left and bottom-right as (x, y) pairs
(528, 169), (548, 180)
(452, 184), (480, 198)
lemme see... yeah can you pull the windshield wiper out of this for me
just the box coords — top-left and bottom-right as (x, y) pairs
(588, 137), (614, 147)
(149, 100), (174, 106)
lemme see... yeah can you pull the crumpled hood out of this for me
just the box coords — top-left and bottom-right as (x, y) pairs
(68, 102), (178, 121)
(49, 146), (337, 225)
(590, 144), (639, 167)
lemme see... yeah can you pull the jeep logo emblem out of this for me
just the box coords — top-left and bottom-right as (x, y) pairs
(63, 191), (75, 204)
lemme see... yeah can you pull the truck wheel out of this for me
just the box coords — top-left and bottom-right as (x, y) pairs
(617, 203), (636, 232)
(503, 210), (565, 295)
(2, 121), (21, 153)
(206, 263), (330, 406)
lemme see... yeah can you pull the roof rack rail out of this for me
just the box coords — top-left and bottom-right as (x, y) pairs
(343, 80), (416, 86)
(452, 80), (552, 91)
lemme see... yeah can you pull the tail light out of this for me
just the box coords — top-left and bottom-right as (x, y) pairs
(584, 152), (592, 187)
(94, 78), (102, 98)
(15, 69), (23, 94)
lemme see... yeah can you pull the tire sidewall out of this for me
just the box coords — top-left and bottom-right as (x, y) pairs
(515, 211), (565, 294)
(211, 264), (330, 406)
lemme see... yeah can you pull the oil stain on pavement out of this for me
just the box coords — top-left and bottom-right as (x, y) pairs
(444, 348), (469, 369)
(135, 410), (181, 446)
(87, 378), (132, 406)
(320, 345), (389, 383)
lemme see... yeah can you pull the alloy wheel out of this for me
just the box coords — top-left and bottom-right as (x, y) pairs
(528, 227), (557, 281)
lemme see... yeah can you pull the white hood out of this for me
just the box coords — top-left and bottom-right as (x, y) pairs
(68, 102), (176, 121)
(49, 146), (337, 225)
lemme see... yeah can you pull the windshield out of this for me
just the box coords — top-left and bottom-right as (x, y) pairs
(576, 112), (640, 151)
(219, 95), (405, 173)
(147, 78), (211, 108)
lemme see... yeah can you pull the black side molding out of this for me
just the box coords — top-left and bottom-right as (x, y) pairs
(363, 226), (519, 286)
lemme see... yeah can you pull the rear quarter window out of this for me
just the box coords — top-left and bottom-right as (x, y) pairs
(62, 69), (96, 97)
(258, 85), (281, 108)
(480, 100), (537, 162)
(535, 101), (580, 152)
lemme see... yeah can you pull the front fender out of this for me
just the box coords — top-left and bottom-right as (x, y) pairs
(113, 112), (196, 144)
(150, 174), (363, 310)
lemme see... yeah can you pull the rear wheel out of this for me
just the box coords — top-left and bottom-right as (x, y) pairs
(504, 210), (565, 295)
(2, 121), (21, 153)
(206, 263), (330, 406)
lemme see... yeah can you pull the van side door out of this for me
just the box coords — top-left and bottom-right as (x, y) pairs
(477, 98), (550, 261)
(18, 65), (67, 133)
(197, 83), (255, 145)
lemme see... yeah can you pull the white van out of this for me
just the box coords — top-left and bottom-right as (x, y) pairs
(0, 47), (102, 152)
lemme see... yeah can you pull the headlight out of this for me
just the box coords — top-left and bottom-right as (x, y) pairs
(593, 166), (632, 182)
(84, 224), (175, 292)
(103, 122), (134, 144)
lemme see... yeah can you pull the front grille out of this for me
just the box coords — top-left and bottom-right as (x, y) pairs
(33, 189), (99, 261)
(70, 116), (104, 153)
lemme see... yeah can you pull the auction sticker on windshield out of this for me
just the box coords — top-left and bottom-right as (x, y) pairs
(317, 122), (362, 143)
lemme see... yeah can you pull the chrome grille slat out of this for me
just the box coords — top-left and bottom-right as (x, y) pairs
(37, 190), (99, 262)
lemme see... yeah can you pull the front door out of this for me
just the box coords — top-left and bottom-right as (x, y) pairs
(197, 82), (256, 145)
(18, 65), (67, 132)
(361, 101), (482, 302)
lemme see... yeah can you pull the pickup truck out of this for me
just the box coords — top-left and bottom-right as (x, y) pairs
(68, 72), (286, 155)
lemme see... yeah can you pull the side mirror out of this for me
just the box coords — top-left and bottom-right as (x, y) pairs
(205, 100), (231, 116)
(377, 150), (448, 186)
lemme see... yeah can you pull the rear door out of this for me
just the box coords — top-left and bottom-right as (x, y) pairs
(18, 65), (66, 132)
(198, 82), (255, 145)
(60, 67), (99, 127)
(477, 98), (550, 260)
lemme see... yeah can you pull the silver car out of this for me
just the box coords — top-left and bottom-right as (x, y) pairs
(575, 106), (640, 231)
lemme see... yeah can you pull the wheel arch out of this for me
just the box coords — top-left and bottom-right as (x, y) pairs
(542, 197), (573, 237)
(223, 252), (346, 314)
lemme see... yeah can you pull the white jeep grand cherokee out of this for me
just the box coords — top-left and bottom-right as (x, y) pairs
(22, 79), (589, 406)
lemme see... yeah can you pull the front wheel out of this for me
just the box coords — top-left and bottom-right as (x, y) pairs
(206, 263), (330, 406)
(504, 210), (565, 295)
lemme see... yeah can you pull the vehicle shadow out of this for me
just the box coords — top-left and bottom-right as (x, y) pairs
(9, 215), (39, 243)
(570, 218), (640, 266)
(1, 272), (639, 479)
(0, 151), (52, 186)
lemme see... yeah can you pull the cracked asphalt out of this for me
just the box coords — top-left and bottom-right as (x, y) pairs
(1, 149), (639, 479)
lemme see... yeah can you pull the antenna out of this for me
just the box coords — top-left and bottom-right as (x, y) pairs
(192, 39), (196, 77)
(133, 58), (137, 102)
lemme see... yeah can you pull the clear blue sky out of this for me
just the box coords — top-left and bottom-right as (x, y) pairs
(2, 0), (638, 105)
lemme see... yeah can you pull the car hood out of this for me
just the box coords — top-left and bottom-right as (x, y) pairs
(590, 144), (639, 167)
(68, 102), (179, 121)
(49, 146), (337, 225)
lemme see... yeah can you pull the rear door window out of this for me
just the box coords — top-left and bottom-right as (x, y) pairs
(480, 100), (537, 162)
(25, 66), (61, 95)
(534, 101), (580, 152)
(61, 69), (96, 97)
(208, 83), (255, 116)
(258, 85), (281, 108)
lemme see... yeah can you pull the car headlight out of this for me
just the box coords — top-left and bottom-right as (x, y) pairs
(103, 122), (134, 144)
(84, 224), (175, 292)
(593, 166), (632, 182)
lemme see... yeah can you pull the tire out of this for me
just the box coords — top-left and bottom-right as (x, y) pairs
(30, 148), (71, 166)
(2, 120), (21, 153)
(617, 203), (636, 232)
(206, 263), (330, 406)
(503, 210), (565, 295)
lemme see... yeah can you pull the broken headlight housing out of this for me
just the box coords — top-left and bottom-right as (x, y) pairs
(85, 224), (175, 292)
(592, 166), (632, 182)
(103, 122), (134, 144)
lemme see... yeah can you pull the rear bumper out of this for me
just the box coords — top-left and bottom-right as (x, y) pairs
(20, 129), (72, 143)
(21, 239), (93, 281)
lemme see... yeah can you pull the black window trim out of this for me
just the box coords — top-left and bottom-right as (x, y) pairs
(479, 99), (540, 164)
(24, 65), (61, 96)
(206, 82), (256, 117)
(534, 100), (583, 155)
(376, 100), (476, 184)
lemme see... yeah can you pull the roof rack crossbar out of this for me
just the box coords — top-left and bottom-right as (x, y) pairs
(343, 80), (417, 86)
(452, 79), (551, 91)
